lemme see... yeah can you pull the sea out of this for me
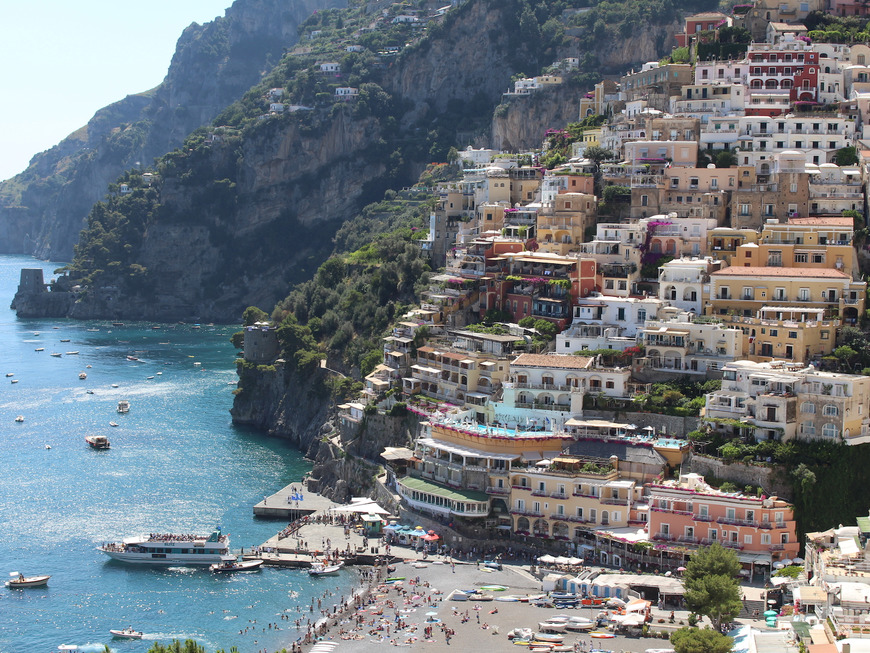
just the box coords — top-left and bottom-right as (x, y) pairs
(0, 255), (358, 653)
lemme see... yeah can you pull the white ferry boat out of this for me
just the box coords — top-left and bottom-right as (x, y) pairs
(98, 528), (229, 565)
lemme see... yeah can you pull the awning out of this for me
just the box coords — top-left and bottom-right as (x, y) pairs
(381, 447), (416, 461)
(418, 437), (519, 461)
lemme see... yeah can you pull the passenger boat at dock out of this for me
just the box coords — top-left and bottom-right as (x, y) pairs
(98, 528), (229, 565)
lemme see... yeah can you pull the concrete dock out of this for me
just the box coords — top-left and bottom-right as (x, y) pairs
(253, 481), (336, 520)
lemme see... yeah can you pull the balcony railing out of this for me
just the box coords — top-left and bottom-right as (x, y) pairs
(486, 486), (510, 495)
(510, 509), (544, 517)
(515, 401), (571, 412)
(600, 498), (628, 506)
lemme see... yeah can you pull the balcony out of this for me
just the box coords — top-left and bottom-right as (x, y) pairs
(486, 486), (510, 496)
(770, 543), (785, 551)
(600, 498), (629, 506)
(511, 382), (573, 392)
(653, 532), (675, 542)
(677, 535), (700, 544)
(515, 401), (571, 412)
(722, 540), (744, 550)
(510, 508), (544, 517)
(550, 492), (569, 500)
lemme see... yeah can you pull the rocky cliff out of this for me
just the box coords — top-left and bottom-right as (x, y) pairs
(491, 19), (682, 151)
(0, 0), (346, 261)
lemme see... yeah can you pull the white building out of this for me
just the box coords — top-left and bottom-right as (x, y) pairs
(658, 256), (724, 314)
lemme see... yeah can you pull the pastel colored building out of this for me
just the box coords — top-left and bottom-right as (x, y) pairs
(648, 473), (799, 565)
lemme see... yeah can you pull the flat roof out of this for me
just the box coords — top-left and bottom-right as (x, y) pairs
(712, 266), (849, 279)
(417, 437), (519, 461)
(398, 476), (488, 503)
(512, 353), (594, 369)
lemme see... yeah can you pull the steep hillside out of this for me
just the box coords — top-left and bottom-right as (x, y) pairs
(37, 0), (716, 323)
(0, 0), (346, 260)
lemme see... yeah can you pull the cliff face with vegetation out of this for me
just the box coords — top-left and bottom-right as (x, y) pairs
(0, 0), (346, 260)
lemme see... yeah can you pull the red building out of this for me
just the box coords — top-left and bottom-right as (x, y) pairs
(747, 43), (818, 104)
(675, 12), (730, 48)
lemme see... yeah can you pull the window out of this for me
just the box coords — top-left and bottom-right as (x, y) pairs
(744, 534), (753, 544)
(576, 507), (584, 519)
(726, 508), (736, 519)
(823, 404), (839, 416)
(823, 423), (839, 438)
(801, 402), (815, 414)
(788, 331), (797, 339)
(812, 253), (824, 264)
(761, 533), (771, 545)
(699, 505), (708, 517)
(661, 523), (669, 535)
(590, 509), (597, 523)
(795, 253), (807, 263)
(709, 529), (718, 540)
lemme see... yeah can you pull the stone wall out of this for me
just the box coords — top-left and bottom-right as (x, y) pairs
(582, 409), (701, 438)
(687, 452), (792, 500)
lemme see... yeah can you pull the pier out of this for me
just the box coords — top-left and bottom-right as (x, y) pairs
(253, 481), (336, 520)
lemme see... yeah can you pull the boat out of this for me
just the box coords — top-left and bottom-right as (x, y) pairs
(50, 352), (62, 357)
(79, 372), (87, 380)
(309, 561), (343, 576)
(87, 328), (99, 332)
(109, 422), (119, 428)
(6, 573), (50, 588)
(66, 351), (79, 355)
(98, 528), (229, 565)
(112, 322), (125, 327)
(14, 416), (24, 423)
(590, 632), (615, 639)
(507, 627), (534, 641)
(126, 355), (139, 362)
(117, 400), (130, 413)
(146, 376), (154, 380)
(210, 558), (264, 572)
(86, 390), (95, 395)
(532, 633), (564, 643)
(538, 621), (567, 633)
(85, 435), (110, 450)
(35, 348), (44, 351)
(110, 627), (143, 639)
(5, 373), (12, 377)
(565, 617), (596, 631)
(60, 339), (70, 343)
(11, 379), (18, 384)
(111, 384), (119, 388)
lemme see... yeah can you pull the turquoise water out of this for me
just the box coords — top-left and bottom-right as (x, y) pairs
(0, 256), (357, 653)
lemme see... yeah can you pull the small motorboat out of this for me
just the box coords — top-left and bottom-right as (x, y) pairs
(45, 445), (51, 450)
(210, 558), (264, 572)
(110, 627), (144, 639)
(5, 373), (12, 377)
(60, 339), (70, 343)
(117, 400), (130, 413)
(11, 379), (18, 384)
(14, 416), (24, 423)
(590, 631), (616, 639)
(532, 632), (565, 643)
(146, 376), (154, 380)
(109, 422), (119, 428)
(85, 435), (110, 450)
(86, 390), (95, 395)
(50, 352), (62, 357)
(65, 351), (79, 355)
(34, 348), (44, 351)
(565, 617), (596, 631)
(126, 355), (139, 362)
(538, 621), (567, 633)
(6, 573), (50, 588)
(79, 372), (87, 380)
(309, 561), (343, 576)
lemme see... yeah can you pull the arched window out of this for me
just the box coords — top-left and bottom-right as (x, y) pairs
(823, 423), (839, 438)
(802, 423), (816, 436)
(801, 402), (815, 414)
(823, 404), (839, 416)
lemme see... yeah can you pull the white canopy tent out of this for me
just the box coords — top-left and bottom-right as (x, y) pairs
(330, 499), (390, 515)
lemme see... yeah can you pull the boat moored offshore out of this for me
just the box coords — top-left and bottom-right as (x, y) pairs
(98, 528), (229, 565)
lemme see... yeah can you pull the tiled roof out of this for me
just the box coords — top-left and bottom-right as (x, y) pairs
(711, 266), (849, 279)
(511, 354), (594, 369)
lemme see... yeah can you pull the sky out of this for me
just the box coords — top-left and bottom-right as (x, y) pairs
(0, 1), (234, 182)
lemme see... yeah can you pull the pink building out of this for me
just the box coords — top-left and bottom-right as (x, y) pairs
(647, 474), (799, 567)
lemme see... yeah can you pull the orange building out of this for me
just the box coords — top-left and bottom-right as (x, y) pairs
(647, 473), (799, 567)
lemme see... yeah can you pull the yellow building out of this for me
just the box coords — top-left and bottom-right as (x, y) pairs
(731, 307), (836, 363)
(707, 227), (759, 265)
(537, 192), (597, 255)
(708, 266), (865, 326)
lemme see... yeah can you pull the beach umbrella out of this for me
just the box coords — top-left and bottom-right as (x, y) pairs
(763, 610), (778, 617)
(536, 459), (552, 467)
(567, 557), (583, 566)
(538, 554), (556, 564)
(425, 611), (439, 616)
(782, 558), (793, 566)
(773, 562), (785, 569)
(677, 566), (687, 572)
(792, 557), (804, 564)
(554, 556), (570, 565)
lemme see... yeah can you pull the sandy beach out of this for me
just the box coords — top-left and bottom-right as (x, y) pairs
(291, 558), (700, 653)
